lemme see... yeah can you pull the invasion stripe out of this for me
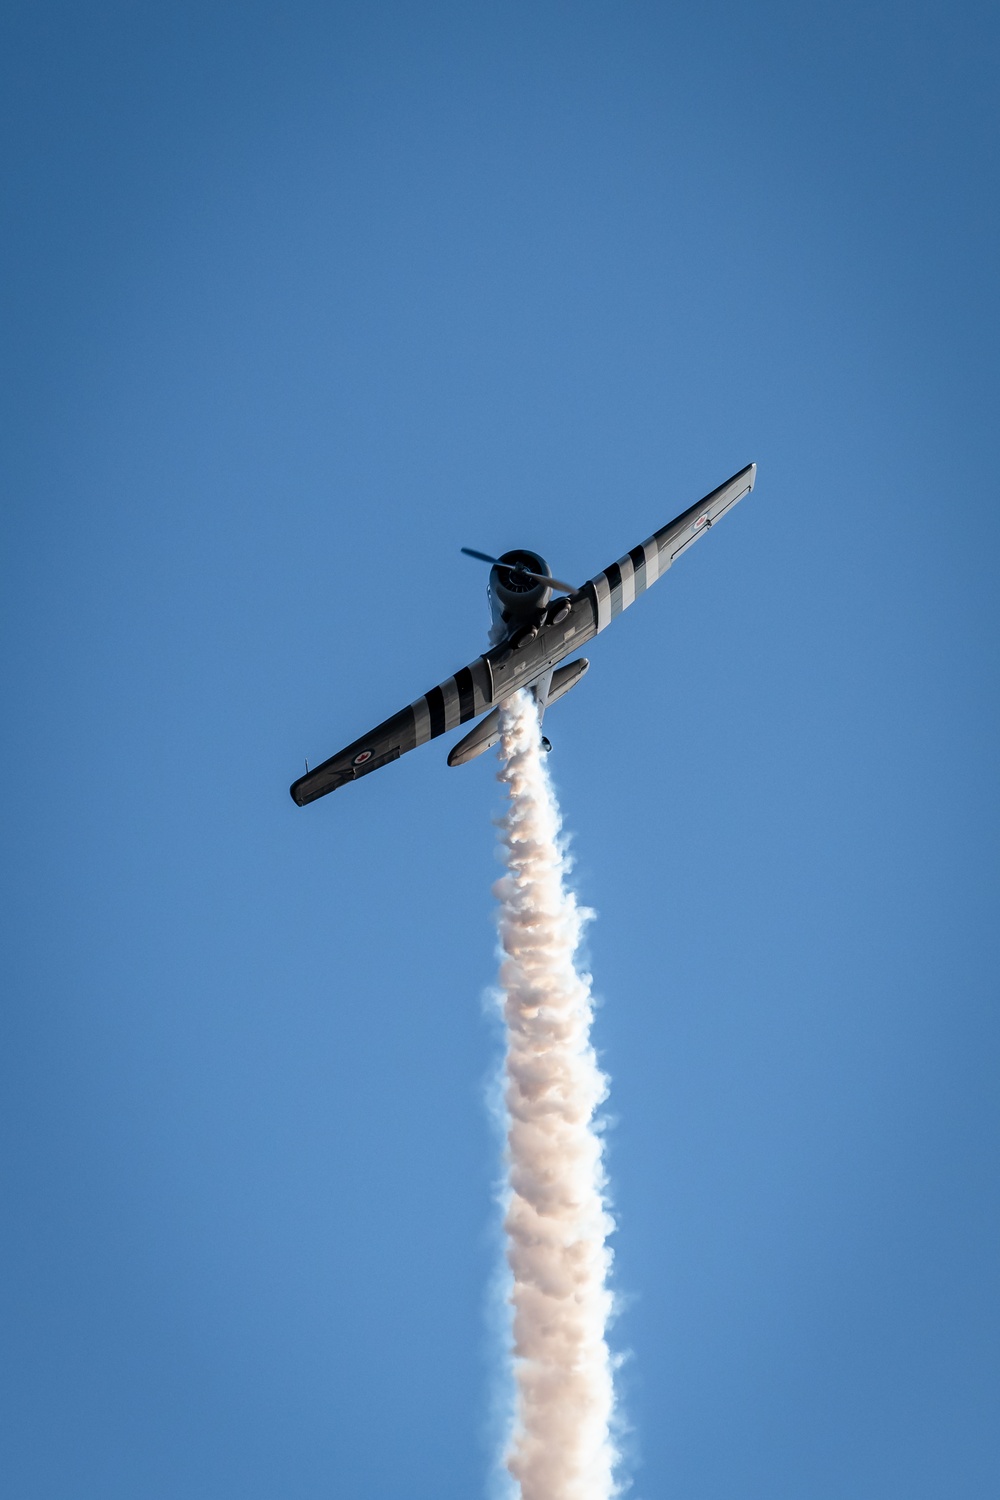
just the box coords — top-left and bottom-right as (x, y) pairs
(629, 544), (647, 596)
(619, 554), (636, 609)
(411, 694), (431, 746)
(642, 536), (660, 584)
(478, 655), (495, 707)
(592, 573), (612, 633)
(455, 666), (477, 723)
(440, 676), (461, 731)
(605, 561), (623, 619)
(426, 685), (447, 738)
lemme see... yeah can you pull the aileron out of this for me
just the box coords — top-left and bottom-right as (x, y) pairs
(587, 463), (755, 634)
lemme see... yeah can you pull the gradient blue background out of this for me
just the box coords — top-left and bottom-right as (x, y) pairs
(2, 3), (998, 1496)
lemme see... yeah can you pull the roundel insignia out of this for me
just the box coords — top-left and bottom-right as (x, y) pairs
(691, 512), (710, 532)
(353, 749), (373, 766)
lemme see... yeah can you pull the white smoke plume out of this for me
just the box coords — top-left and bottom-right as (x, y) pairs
(493, 688), (619, 1500)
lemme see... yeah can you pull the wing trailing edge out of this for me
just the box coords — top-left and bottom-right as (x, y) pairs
(587, 462), (756, 633)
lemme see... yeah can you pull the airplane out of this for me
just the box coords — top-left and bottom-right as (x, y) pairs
(290, 462), (756, 806)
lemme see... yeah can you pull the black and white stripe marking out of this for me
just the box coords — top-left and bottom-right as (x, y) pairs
(588, 467), (753, 634)
(410, 656), (494, 747)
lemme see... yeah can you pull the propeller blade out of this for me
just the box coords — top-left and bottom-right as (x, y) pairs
(460, 549), (576, 595)
(531, 573), (577, 595)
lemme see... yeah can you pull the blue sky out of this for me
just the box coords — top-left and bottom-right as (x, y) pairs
(2, 3), (998, 1496)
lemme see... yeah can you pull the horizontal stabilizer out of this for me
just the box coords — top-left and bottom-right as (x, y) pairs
(447, 707), (501, 766)
(548, 656), (589, 706)
(447, 657), (590, 767)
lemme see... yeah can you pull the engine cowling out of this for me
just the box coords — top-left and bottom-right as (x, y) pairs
(488, 549), (552, 641)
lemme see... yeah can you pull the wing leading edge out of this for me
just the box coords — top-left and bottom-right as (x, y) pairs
(290, 462), (755, 805)
(585, 461), (756, 634)
(289, 655), (496, 805)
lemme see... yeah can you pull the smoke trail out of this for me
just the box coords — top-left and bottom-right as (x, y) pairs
(494, 689), (619, 1500)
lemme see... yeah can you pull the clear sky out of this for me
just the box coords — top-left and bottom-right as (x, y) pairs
(2, 3), (998, 1496)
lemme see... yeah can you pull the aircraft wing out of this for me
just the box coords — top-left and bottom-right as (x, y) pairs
(289, 569), (605, 805)
(482, 463), (756, 701)
(289, 655), (496, 804)
(584, 462), (756, 635)
(289, 590), (600, 805)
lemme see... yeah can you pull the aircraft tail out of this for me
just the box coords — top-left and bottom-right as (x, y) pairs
(447, 658), (590, 766)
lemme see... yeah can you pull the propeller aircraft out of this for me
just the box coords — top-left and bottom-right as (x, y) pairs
(290, 463), (756, 805)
